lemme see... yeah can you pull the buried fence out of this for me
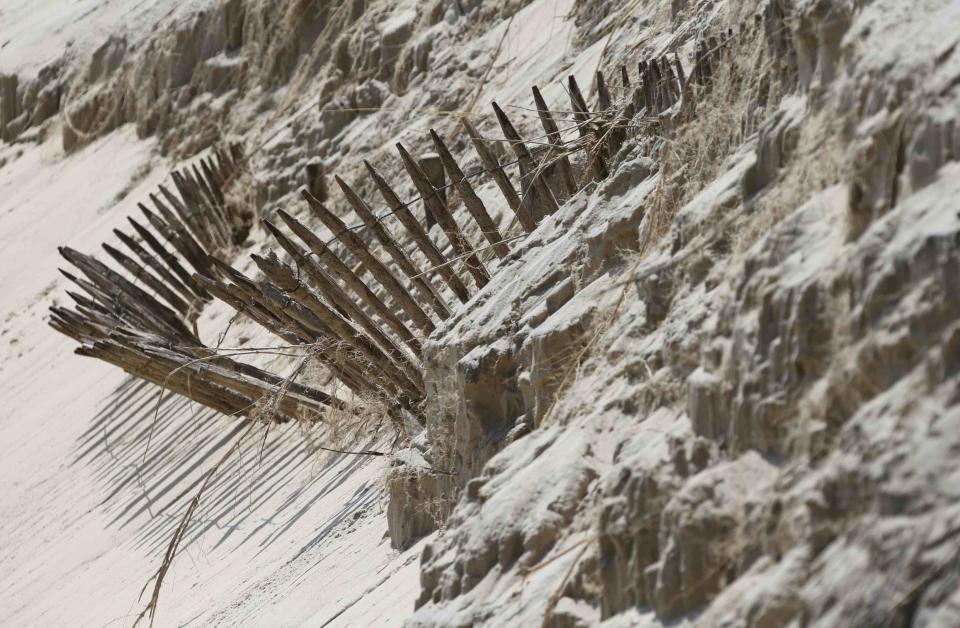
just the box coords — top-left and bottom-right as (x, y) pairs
(49, 19), (760, 428)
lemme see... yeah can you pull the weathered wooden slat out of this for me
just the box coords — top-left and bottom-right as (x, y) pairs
(51, 304), (115, 341)
(131, 326), (337, 409)
(673, 51), (686, 90)
(252, 252), (424, 400)
(460, 118), (536, 232)
(162, 177), (216, 250)
(334, 176), (452, 317)
(532, 86), (579, 197)
(65, 289), (112, 318)
(417, 153), (445, 230)
(85, 335), (326, 421)
(60, 268), (119, 314)
(364, 159), (472, 303)
(596, 69), (628, 155)
(428, 130), (510, 258)
(567, 75), (610, 181)
(251, 256), (423, 405)
(114, 229), (197, 306)
(145, 196), (212, 271)
(265, 215), (422, 359)
(228, 143), (245, 170)
(638, 60), (653, 110)
(648, 57), (665, 111)
(257, 279), (330, 342)
(205, 350), (338, 410)
(396, 142), (491, 288)
(302, 189), (437, 334)
(78, 340), (254, 418)
(190, 163), (230, 235)
(59, 247), (196, 344)
(249, 281), (394, 404)
(493, 101), (562, 222)
(620, 65), (631, 89)
(699, 40), (714, 84)
(709, 35), (721, 65)
(596, 70), (612, 111)
(139, 207), (215, 298)
(49, 309), (95, 342)
(189, 162), (217, 209)
(206, 257), (324, 346)
(127, 217), (210, 299)
(660, 57), (678, 105)
(181, 166), (230, 247)
(102, 242), (191, 316)
(175, 170), (229, 249)
(194, 272), (302, 346)
(60, 247), (185, 332)
(200, 157), (226, 204)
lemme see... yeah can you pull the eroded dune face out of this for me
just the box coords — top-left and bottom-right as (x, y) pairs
(1, 0), (958, 626)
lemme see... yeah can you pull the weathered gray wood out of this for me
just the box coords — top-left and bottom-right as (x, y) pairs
(114, 228), (197, 308)
(495, 101), (562, 222)
(200, 157), (226, 204)
(638, 60), (653, 110)
(417, 153), (444, 230)
(145, 197), (212, 272)
(137, 327), (337, 409)
(58, 268), (116, 314)
(708, 36), (721, 78)
(265, 215), (422, 358)
(0, 74), (18, 142)
(194, 273), (306, 346)
(82, 334), (331, 421)
(596, 71), (612, 111)
(460, 118), (536, 232)
(252, 251), (424, 400)
(567, 75), (610, 180)
(428, 130), (510, 258)
(173, 170), (229, 249)
(183, 166), (229, 246)
(79, 340), (251, 417)
(647, 57), (665, 111)
(207, 256), (322, 346)
(249, 280), (393, 403)
(163, 177), (216, 250)
(305, 159), (329, 201)
(396, 142), (490, 288)
(127, 217), (210, 299)
(673, 51), (686, 90)
(190, 163), (229, 232)
(59, 246), (196, 344)
(532, 86), (579, 197)
(334, 176), (452, 317)
(301, 190), (436, 334)
(699, 40), (714, 84)
(196, 273), (372, 407)
(102, 242), (191, 316)
(660, 57), (678, 105)
(364, 159), (472, 303)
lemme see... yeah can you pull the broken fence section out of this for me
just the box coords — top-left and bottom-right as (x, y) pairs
(50, 25), (748, 425)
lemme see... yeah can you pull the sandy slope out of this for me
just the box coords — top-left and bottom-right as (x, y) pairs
(0, 0), (587, 624)
(0, 0), (205, 75)
(0, 125), (425, 626)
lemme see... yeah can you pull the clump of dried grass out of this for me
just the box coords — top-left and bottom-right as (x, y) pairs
(641, 26), (784, 256)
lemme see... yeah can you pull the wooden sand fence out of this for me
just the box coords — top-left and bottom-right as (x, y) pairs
(49, 22), (752, 426)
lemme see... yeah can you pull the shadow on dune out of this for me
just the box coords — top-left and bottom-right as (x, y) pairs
(71, 376), (384, 557)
